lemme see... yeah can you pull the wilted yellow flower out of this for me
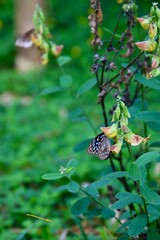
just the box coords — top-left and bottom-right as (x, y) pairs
(137, 17), (150, 30)
(125, 132), (150, 146)
(135, 40), (157, 52)
(51, 43), (64, 57)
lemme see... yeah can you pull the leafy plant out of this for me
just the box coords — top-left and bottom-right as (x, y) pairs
(15, 1), (160, 239)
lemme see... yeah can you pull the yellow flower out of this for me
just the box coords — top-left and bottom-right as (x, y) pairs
(100, 123), (118, 138)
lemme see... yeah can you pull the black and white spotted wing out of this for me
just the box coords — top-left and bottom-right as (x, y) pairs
(87, 133), (111, 160)
(15, 28), (35, 48)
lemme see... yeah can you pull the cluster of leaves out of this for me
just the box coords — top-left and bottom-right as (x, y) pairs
(42, 1), (160, 239)
(1, 0), (160, 240)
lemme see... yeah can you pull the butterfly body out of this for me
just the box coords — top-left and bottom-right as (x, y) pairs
(87, 133), (111, 160)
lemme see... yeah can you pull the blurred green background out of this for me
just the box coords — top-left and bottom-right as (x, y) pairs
(0, 0), (159, 239)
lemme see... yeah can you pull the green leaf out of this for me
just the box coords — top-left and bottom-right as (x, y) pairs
(71, 197), (90, 215)
(140, 185), (160, 205)
(59, 74), (73, 88)
(111, 193), (143, 210)
(57, 55), (71, 67)
(73, 139), (92, 152)
(76, 78), (96, 97)
(84, 208), (102, 218)
(84, 185), (99, 200)
(101, 171), (128, 180)
(150, 141), (160, 148)
(147, 122), (160, 131)
(147, 229), (160, 240)
(135, 151), (160, 167)
(67, 180), (80, 193)
(136, 111), (160, 123)
(139, 166), (147, 184)
(135, 73), (160, 91)
(68, 108), (83, 120)
(101, 208), (115, 219)
(128, 163), (141, 181)
(127, 214), (147, 237)
(40, 86), (64, 95)
(42, 173), (63, 180)
(120, 210), (136, 220)
(66, 158), (78, 176)
(89, 177), (109, 189)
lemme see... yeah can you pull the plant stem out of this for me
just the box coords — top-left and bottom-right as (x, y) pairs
(109, 154), (116, 172)
(80, 187), (125, 229)
(141, 196), (150, 226)
(75, 217), (88, 240)
(127, 143), (134, 162)
(141, 85), (149, 152)
(103, 51), (144, 86)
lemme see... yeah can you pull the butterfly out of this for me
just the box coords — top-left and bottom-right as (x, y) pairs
(87, 133), (111, 160)
(15, 28), (35, 48)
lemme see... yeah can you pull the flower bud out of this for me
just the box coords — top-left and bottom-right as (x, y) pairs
(151, 56), (160, 69)
(147, 67), (160, 78)
(40, 52), (48, 65)
(120, 101), (131, 118)
(155, 6), (160, 20)
(148, 23), (157, 39)
(137, 17), (150, 30)
(110, 138), (123, 154)
(120, 117), (128, 132)
(112, 105), (121, 122)
(150, 5), (156, 17)
(39, 41), (49, 52)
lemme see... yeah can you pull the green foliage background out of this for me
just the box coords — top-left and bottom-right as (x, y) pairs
(0, 0), (159, 239)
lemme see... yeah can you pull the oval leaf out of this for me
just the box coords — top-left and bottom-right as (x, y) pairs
(101, 208), (115, 219)
(66, 158), (78, 176)
(136, 111), (160, 123)
(67, 180), (80, 193)
(139, 166), (147, 184)
(127, 214), (147, 237)
(71, 197), (90, 215)
(140, 185), (160, 205)
(59, 74), (72, 88)
(135, 151), (160, 167)
(40, 86), (64, 95)
(76, 78), (96, 97)
(128, 163), (141, 181)
(135, 74), (160, 91)
(42, 173), (63, 180)
(102, 171), (128, 180)
(111, 193), (143, 210)
(57, 55), (71, 67)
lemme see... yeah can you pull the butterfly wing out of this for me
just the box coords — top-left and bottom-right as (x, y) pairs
(15, 28), (35, 48)
(87, 133), (110, 160)
(97, 134), (110, 160)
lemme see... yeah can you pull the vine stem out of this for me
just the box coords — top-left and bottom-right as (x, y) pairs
(103, 51), (144, 86)
(80, 187), (127, 230)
